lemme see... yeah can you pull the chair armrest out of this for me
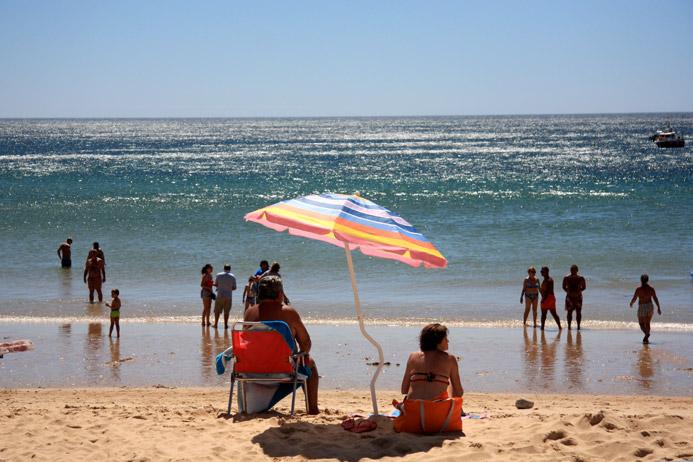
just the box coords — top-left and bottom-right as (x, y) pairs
(292, 351), (309, 366)
(222, 346), (234, 359)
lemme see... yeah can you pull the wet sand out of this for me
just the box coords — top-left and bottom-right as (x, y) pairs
(1, 321), (691, 396)
(1, 387), (692, 461)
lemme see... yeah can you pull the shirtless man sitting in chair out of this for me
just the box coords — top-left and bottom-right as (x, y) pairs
(243, 275), (319, 414)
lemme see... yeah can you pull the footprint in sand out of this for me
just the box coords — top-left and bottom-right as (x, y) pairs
(634, 448), (653, 457)
(582, 411), (604, 426)
(543, 430), (567, 442)
(602, 422), (618, 431)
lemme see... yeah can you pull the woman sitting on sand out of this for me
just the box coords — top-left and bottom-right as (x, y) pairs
(401, 323), (463, 400)
(394, 323), (464, 433)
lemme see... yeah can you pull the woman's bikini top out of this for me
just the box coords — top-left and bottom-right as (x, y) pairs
(526, 279), (539, 290)
(410, 372), (450, 385)
(201, 275), (214, 289)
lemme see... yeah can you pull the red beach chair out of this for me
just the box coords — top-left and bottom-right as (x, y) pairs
(223, 321), (309, 416)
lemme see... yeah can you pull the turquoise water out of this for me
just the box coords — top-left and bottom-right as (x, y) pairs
(1, 115), (691, 326)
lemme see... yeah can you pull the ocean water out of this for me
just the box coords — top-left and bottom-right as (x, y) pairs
(1, 115), (691, 327)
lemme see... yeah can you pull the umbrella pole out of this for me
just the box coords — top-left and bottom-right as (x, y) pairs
(344, 243), (385, 416)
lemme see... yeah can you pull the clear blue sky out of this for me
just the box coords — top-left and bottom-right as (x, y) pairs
(1, 0), (692, 117)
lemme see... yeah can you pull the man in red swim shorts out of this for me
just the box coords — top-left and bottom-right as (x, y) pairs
(539, 266), (562, 330)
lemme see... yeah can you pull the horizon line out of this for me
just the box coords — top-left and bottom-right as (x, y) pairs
(1, 110), (692, 121)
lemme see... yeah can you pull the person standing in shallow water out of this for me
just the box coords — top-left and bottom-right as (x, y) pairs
(83, 249), (106, 303)
(521, 267), (540, 327)
(630, 274), (661, 344)
(91, 242), (106, 266)
(200, 264), (214, 326)
(213, 264), (237, 330)
(562, 265), (586, 330)
(107, 288), (121, 338)
(57, 237), (73, 268)
(539, 266), (562, 330)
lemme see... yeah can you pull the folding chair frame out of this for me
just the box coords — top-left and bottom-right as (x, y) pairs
(226, 321), (309, 416)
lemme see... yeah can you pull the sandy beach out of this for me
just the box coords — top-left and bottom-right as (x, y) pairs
(1, 387), (691, 461)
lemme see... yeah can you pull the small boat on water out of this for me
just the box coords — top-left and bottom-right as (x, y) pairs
(649, 128), (685, 148)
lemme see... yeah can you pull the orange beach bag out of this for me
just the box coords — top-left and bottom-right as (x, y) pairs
(393, 396), (464, 434)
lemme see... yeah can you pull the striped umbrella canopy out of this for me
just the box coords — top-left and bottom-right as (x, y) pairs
(244, 193), (447, 269)
(245, 193), (447, 415)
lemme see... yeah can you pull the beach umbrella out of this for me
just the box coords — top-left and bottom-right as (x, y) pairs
(245, 193), (447, 414)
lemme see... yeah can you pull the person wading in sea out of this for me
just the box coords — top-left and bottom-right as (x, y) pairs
(562, 265), (586, 330)
(57, 237), (73, 268)
(629, 274), (661, 344)
(83, 249), (106, 303)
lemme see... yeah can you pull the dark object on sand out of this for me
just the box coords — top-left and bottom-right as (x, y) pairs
(650, 128), (685, 148)
(366, 361), (391, 366)
(515, 399), (534, 409)
(0, 340), (33, 357)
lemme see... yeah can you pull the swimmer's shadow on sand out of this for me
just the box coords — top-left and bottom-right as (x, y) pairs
(251, 419), (464, 461)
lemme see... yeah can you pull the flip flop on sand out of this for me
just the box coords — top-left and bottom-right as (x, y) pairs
(462, 412), (490, 420)
(341, 416), (377, 433)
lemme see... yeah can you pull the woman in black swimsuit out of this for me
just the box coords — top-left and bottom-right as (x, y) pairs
(401, 323), (463, 400)
(521, 266), (540, 327)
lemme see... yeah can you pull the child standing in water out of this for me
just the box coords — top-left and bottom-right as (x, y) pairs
(106, 289), (121, 338)
(243, 276), (257, 311)
(629, 274), (661, 344)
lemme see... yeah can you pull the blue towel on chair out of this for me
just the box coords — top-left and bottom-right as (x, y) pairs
(216, 349), (233, 375)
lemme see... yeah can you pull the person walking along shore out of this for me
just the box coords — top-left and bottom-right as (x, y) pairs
(630, 274), (661, 344)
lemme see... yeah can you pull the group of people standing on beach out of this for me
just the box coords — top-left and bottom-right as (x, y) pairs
(57, 237), (121, 337)
(520, 265), (586, 331)
(57, 233), (666, 348)
(521, 264), (662, 343)
(200, 263), (237, 329)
